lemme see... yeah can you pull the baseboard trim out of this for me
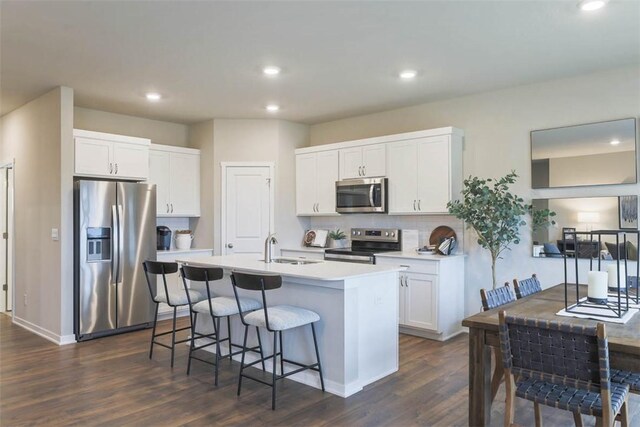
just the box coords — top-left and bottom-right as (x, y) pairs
(12, 316), (77, 346)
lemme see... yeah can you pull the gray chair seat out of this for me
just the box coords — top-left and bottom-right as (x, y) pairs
(193, 296), (261, 317)
(156, 289), (203, 306)
(244, 305), (320, 331)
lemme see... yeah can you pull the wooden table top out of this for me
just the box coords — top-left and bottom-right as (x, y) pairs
(462, 284), (640, 355)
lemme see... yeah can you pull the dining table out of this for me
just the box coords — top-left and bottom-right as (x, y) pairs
(461, 284), (640, 427)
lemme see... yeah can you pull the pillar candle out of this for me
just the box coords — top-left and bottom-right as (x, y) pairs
(587, 271), (608, 303)
(607, 264), (627, 290)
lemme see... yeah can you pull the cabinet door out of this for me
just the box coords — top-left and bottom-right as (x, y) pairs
(295, 153), (318, 215)
(169, 152), (200, 216)
(75, 137), (112, 177)
(362, 144), (386, 177)
(112, 142), (149, 180)
(315, 150), (339, 214)
(417, 136), (450, 213)
(148, 150), (171, 215)
(404, 273), (438, 331)
(386, 141), (418, 214)
(339, 147), (363, 179)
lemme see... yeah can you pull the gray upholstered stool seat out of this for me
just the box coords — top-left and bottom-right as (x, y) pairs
(193, 296), (261, 317)
(244, 305), (320, 331)
(156, 289), (203, 306)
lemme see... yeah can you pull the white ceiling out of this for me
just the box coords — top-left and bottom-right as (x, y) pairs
(1, 1), (639, 125)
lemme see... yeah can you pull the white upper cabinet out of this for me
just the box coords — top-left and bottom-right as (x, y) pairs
(387, 133), (462, 214)
(74, 129), (150, 180)
(296, 150), (339, 216)
(148, 144), (201, 217)
(339, 144), (386, 179)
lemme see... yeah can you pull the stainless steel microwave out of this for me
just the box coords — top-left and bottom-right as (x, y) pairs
(336, 178), (387, 214)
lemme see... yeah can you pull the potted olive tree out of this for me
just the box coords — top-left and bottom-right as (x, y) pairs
(328, 229), (348, 249)
(447, 171), (532, 290)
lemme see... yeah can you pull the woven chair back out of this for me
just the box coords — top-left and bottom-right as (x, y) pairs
(513, 274), (542, 299)
(480, 285), (515, 311)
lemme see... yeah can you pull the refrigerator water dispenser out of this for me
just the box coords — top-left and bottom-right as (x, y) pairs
(86, 227), (111, 262)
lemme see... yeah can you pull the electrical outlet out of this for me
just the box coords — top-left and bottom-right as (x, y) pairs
(374, 295), (383, 306)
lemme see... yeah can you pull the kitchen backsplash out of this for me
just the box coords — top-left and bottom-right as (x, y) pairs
(157, 217), (191, 249)
(309, 214), (465, 253)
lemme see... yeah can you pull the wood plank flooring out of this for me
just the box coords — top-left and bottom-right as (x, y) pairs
(1, 315), (638, 426)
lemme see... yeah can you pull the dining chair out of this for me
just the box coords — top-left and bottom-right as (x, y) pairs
(498, 311), (630, 427)
(480, 284), (517, 401)
(512, 274), (542, 299)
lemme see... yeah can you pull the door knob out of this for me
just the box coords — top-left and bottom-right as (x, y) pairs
(227, 243), (234, 249)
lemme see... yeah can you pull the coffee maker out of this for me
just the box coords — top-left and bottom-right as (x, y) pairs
(157, 226), (171, 250)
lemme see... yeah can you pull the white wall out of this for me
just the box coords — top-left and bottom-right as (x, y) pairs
(309, 65), (640, 315)
(74, 107), (189, 147)
(0, 86), (75, 343)
(188, 120), (215, 249)
(209, 119), (310, 255)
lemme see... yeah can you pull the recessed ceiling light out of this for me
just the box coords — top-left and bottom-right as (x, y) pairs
(145, 92), (162, 101)
(610, 139), (621, 145)
(263, 66), (281, 76)
(578, 0), (607, 11)
(265, 104), (280, 112)
(399, 70), (417, 80)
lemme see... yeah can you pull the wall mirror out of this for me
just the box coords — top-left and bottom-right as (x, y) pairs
(531, 118), (637, 188)
(531, 195), (639, 259)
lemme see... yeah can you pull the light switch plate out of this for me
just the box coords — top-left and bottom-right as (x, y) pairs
(51, 228), (59, 241)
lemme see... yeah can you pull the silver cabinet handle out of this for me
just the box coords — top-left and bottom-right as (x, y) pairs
(418, 200), (421, 211)
(399, 276), (403, 287)
(413, 200), (417, 211)
(316, 202), (319, 212)
(170, 203), (174, 213)
(109, 163), (113, 174)
(357, 166), (361, 176)
(405, 276), (409, 287)
(115, 163), (118, 174)
(166, 203), (169, 213)
(363, 165), (366, 176)
(227, 243), (234, 249)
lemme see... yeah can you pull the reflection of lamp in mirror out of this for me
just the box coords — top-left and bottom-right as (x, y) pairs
(577, 212), (600, 233)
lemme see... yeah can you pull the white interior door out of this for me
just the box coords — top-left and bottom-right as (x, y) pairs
(223, 165), (273, 256)
(0, 169), (6, 312)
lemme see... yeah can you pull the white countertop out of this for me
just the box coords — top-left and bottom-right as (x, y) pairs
(157, 248), (214, 255)
(375, 251), (465, 261)
(176, 254), (402, 281)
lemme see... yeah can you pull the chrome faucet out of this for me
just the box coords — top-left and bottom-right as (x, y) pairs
(264, 233), (278, 263)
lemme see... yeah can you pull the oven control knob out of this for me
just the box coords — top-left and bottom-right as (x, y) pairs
(385, 232), (389, 237)
(391, 232), (396, 237)
(352, 231), (356, 235)
(357, 231), (361, 236)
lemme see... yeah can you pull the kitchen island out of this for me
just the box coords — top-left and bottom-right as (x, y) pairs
(178, 254), (402, 397)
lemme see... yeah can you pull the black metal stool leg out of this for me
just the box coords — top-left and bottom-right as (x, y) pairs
(256, 327), (266, 371)
(279, 330), (284, 376)
(214, 316), (221, 386)
(272, 331), (278, 410)
(311, 323), (325, 392)
(238, 325), (249, 396)
(149, 303), (159, 359)
(170, 306), (178, 368)
(227, 316), (233, 359)
(187, 312), (198, 375)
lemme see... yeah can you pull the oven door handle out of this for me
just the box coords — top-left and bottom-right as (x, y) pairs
(369, 184), (375, 208)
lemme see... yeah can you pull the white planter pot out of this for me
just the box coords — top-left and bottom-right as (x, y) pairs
(328, 239), (349, 249)
(175, 234), (193, 250)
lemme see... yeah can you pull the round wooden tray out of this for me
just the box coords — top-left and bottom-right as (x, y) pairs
(429, 226), (457, 246)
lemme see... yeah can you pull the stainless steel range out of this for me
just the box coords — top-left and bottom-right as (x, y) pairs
(324, 228), (402, 264)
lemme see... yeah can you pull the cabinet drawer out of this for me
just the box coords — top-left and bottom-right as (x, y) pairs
(375, 257), (438, 275)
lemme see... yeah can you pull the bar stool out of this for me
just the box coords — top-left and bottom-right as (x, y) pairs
(230, 272), (325, 410)
(142, 260), (204, 367)
(180, 265), (265, 386)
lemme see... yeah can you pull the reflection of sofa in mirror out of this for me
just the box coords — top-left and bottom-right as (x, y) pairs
(531, 196), (639, 259)
(604, 241), (638, 261)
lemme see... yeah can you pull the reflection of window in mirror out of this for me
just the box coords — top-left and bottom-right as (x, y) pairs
(531, 118), (637, 189)
(531, 196), (639, 260)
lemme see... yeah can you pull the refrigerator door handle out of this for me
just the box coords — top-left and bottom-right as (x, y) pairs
(116, 204), (124, 285)
(112, 205), (119, 283)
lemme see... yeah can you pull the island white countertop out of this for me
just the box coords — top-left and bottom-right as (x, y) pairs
(177, 254), (403, 281)
(157, 248), (214, 255)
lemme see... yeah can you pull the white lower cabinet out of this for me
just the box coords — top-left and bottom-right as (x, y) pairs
(156, 249), (213, 317)
(376, 255), (465, 341)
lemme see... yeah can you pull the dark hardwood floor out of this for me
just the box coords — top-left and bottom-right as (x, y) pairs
(1, 314), (638, 426)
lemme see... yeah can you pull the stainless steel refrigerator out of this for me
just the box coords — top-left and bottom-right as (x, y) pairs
(74, 180), (156, 341)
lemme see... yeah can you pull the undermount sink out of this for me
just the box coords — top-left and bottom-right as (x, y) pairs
(269, 258), (322, 265)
